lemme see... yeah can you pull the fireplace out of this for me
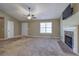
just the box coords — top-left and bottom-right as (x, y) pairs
(64, 31), (73, 49)
(63, 27), (79, 54)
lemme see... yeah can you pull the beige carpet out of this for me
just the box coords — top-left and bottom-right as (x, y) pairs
(0, 37), (77, 56)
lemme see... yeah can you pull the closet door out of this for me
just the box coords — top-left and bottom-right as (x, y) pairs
(22, 23), (28, 36)
(0, 17), (4, 38)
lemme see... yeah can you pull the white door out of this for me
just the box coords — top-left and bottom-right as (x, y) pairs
(7, 20), (14, 38)
(22, 23), (28, 36)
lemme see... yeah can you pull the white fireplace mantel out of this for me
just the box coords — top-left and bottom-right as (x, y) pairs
(63, 27), (76, 31)
(63, 26), (79, 54)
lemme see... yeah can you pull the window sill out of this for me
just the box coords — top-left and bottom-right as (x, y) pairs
(40, 33), (52, 34)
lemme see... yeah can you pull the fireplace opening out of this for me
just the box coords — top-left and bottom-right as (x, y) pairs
(64, 31), (73, 49)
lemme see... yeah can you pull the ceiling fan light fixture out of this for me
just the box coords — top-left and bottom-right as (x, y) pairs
(27, 7), (36, 20)
(27, 16), (32, 19)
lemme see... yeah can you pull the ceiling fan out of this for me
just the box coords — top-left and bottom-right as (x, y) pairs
(26, 7), (36, 20)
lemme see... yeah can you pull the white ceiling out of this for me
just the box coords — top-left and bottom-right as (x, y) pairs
(0, 3), (69, 21)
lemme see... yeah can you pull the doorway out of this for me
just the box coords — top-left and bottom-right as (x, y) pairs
(7, 20), (14, 38)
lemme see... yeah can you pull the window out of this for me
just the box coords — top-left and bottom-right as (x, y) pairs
(40, 22), (52, 33)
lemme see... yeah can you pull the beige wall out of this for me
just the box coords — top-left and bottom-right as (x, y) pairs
(72, 3), (79, 14)
(63, 12), (79, 27)
(28, 19), (60, 38)
(13, 19), (21, 36)
(0, 10), (21, 38)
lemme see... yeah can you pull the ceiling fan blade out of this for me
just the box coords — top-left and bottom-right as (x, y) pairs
(32, 15), (36, 19)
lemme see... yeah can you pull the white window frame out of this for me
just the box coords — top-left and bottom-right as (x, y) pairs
(40, 22), (52, 33)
